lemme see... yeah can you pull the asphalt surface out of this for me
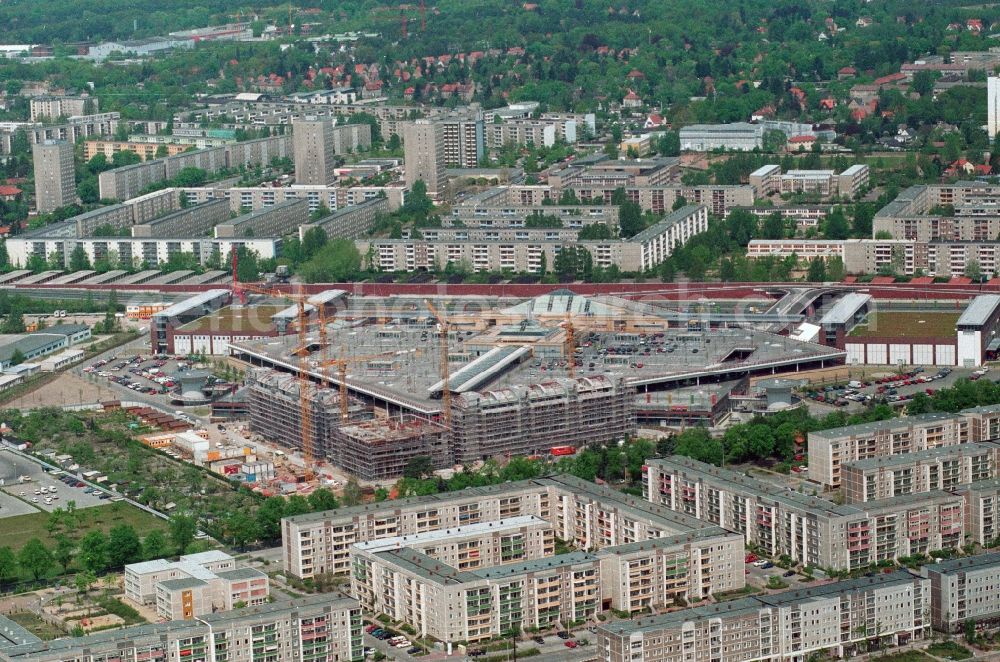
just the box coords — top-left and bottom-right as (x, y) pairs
(802, 366), (984, 416)
(0, 449), (109, 515)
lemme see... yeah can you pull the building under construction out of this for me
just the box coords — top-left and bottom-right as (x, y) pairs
(333, 416), (449, 480)
(245, 369), (344, 459)
(247, 369), (448, 480)
(450, 374), (636, 464)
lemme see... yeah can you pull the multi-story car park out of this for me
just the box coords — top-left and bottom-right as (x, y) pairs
(643, 456), (966, 571)
(924, 551), (1000, 633)
(840, 441), (1000, 503)
(595, 572), (931, 662)
(0, 594), (363, 662)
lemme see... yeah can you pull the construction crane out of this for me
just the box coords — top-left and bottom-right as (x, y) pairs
(230, 247), (323, 480)
(424, 299), (452, 429)
(562, 312), (576, 379)
(305, 349), (419, 421)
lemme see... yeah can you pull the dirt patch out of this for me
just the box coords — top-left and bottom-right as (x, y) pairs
(4, 372), (120, 409)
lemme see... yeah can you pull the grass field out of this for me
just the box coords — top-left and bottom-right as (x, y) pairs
(1, 501), (168, 552)
(926, 641), (973, 660)
(849, 312), (960, 339)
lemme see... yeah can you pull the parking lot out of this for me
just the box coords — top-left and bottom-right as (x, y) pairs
(0, 450), (111, 515)
(801, 366), (986, 414)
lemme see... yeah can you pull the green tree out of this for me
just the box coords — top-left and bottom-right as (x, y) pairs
(762, 212), (785, 240)
(108, 525), (142, 568)
(142, 530), (170, 560)
(807, 257), (826, 282)
(69, 245), (91, 271)
(18, 538), (53, 580)
(403, 456), (435, 479)
(0, 546), (17, 584)
(53, 535), (75, 573)
(173, 167), (207, 187)
(673, 428), (724, 466)
(8, 347), (25, 366)
(257, 496), (287, 541)
(308, 488), (339, 512)
(78, 530), (109, 574)
(618, 200), (644, 238)
(169, 514), (197, 554)
(906, 392), (934, 415)
(300, 239), (361, 283)
(342, 478), (363, 507)
(823, 208), (850, 240)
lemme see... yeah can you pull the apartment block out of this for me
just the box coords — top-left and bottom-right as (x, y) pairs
(73, 204), (135, 237)
(841, 442), (1000, 503)
(281, 474), (713, 579)
(99, 160), (167, 201)
(214, 199), (309, 238)
(186, 184), (405, 215)
(298, 197), (390, 241)
(808, 413), (970, 487)
(448, 201), (619, 230)
(32, 140), (75, 212)
(84, 140), (189, 161)
(402, 119), (448, 198)
(437, 110), (484, 168)
(351, 515), (555, 572)
(350, 522), (741, 643)
(924, 552), (1000, 632)
(98, 135), (292, 200)
(131, 198), (230, 238)
(292, 119), (336, 185)
(596, 572), (931, 662)
(124, 551), (270, 620)
(360, 205), (708, 273)
(331, 417), (450, 481)
(644, 456), (966, 570)
(954, 478), (1000, 545)
(29, 95), (97, 121)
(748, 164), (869, 198)
(0, 594), (363, 662)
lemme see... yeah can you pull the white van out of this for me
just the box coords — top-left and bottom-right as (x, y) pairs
(848, 380), (863, 389)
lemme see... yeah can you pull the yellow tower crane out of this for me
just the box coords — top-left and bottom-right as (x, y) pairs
(424, 299), (452, 429)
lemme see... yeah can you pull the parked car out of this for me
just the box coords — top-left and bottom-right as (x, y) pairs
(564, 641), (578, 649)
(532, 637), (545, 645)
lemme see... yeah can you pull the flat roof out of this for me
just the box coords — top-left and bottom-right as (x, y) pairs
(159, 577), (207, 591)
(648, 456), (862, 518)
(599, 571), (920, 636)
(377, 548), (479, 585)
(154, 289), (230, 319)
(631, 205), (704, 244)
(844, 440), (1000, 471)
(809, 412), (962, 440)
(472, 551), (596, 579)
(354, 515), (550, 553)
(958, 294), (1000, 328)
(819, 292), (871, 326)
(925, 551), (1000, 574)
(215, 567), (267, 581)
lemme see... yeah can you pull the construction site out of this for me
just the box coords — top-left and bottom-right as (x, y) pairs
(191, 287), (848, 482)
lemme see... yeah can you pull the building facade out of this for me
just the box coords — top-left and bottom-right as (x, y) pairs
(32, 140), (75, 212)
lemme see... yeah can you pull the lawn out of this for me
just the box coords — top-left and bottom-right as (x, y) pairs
(926, 641), (974, 660)
(1, 501), (167, 551)
(6, 612), (64, 640)
(849, 312), (960, 339)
